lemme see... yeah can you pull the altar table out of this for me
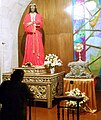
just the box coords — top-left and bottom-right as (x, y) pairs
(64, 78), (97, 112)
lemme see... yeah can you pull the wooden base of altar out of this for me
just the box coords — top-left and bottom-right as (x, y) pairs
(64, 78), (97, 112)
(2, 67), (65, 108)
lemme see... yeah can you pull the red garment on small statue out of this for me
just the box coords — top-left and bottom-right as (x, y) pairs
(22, 13), (44, 66)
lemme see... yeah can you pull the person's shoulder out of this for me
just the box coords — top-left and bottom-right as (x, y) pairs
(37, 13), (42, 19)
(0, 80), (10, 86)
(21, 82), (28, 87)
(37, 13), (42, 16)
(1, 80), (10, 83)
(20, 83), (29, 90)
(26, 13), (30, 16)
(24, 13), (30, 18)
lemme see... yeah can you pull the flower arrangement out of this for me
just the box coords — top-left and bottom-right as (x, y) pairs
(65, 88), (89, 107)
(44, 54), (62, 68)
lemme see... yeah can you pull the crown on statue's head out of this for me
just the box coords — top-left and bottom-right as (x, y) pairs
(29, 3), (37, 7)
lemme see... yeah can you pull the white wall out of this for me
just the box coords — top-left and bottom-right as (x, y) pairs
(0, 0), (31, 83)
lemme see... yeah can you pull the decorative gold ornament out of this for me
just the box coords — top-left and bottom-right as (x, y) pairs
(74, 42), (84, 61)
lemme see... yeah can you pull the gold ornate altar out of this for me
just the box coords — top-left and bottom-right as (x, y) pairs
(2, 67), (65, 108)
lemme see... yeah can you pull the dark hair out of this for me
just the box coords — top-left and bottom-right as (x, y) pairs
(29, 5), (38, 13)
(11, 69), (24, 82)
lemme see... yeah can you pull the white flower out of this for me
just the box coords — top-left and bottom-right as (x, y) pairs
(65, 88), (89, 107)
(44, 54), (62, 68)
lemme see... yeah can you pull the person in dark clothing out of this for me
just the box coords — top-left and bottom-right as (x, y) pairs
(0, 69), (33, 120)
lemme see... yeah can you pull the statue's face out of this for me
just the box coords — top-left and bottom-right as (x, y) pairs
(30, 5), (36, 13)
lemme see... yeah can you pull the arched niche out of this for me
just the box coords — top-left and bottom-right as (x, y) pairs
(18, 0), (73, 73)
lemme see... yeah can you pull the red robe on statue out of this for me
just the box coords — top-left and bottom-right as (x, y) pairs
(22, 13), (44, 66)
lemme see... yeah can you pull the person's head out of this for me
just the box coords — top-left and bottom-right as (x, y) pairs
(11, 69), (24, 82)
(29, 3), (38, 13)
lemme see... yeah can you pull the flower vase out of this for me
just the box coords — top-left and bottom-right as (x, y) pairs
(50, 67), (55, 74)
